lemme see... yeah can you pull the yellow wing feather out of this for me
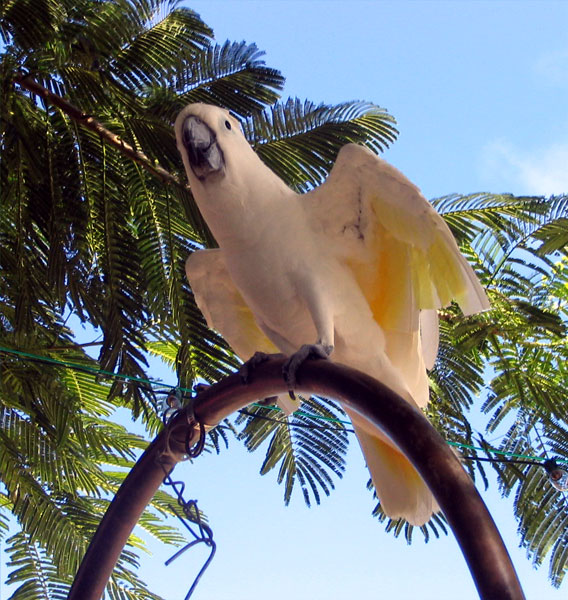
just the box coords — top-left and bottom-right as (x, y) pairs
(186, 249), (278, 359)
(306, 143), (489, 335)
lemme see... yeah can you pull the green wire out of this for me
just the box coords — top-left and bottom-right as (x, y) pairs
(251, 403), (567, 464)
(445, 441), (553, 463)
(1, 345), (566, 465)
(0, 345), (194, 394)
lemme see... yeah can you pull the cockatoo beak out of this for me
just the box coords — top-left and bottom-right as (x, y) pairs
(181, 115), (225, 180)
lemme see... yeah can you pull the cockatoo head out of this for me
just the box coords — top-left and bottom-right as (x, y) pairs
(174, 103), (248, 185)
(175, 103), (293, 236)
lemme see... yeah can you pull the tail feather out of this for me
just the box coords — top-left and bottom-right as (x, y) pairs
(350, 415), (438, 526)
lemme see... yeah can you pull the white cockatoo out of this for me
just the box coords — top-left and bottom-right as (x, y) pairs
(175, 103), (490, 525)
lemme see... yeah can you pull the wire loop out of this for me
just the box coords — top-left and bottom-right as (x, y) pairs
(185, 420), (206, 458)
(161, 466), (216, 599)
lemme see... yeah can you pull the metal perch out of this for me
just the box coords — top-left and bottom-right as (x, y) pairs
(67, 355), (525, 600)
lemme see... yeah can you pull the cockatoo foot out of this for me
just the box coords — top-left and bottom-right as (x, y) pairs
(239, 351), (276, 384)
(283, 343), (333, 395)
(239, 354), (292, 411)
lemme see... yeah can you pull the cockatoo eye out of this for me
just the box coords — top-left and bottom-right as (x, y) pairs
(224, 120), (232, 130)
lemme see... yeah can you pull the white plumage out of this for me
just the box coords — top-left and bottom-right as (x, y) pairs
(175, 103), (490, 525)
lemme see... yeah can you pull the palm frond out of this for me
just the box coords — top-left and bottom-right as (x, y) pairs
(5, 532), (71, 600)
(237, 397), (349, 506)
(111, 5), (212, 92)
(148, 40), (285, 121)
(246, 98), (398, 190)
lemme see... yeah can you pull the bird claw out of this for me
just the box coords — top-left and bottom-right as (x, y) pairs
(239, 351), (273, 384)
(283, 343), (332, 395)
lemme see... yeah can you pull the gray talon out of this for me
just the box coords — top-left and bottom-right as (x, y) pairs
(239, 351), (271, 384)
(283, 343), (332, 391)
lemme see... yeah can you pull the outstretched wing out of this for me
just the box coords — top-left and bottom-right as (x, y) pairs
(186, 249), (278, 360)
(303, 144), (489, 406)
(304, 143), (489, 332)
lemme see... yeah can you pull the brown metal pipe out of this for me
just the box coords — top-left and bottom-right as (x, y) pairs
(67, 355), (525, 600)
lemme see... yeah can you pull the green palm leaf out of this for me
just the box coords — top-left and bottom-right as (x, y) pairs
(247, 98), (398, 190)
(149, 40), (285, 121)
(237, 397), (349, 506)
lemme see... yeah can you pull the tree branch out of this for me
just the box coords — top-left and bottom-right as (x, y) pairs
(13, 74), (186, 188)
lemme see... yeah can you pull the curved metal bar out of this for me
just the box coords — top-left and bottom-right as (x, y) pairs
(67, 355), (525, 600)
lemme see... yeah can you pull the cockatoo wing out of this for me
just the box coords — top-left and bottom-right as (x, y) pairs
(419, 309), (440, 370)
(186, 249), (299, 414)
(304, 143), (489, 328)
(300, 144), (489, 524)
(186, 249), (278, 358)
(303, 143), (489, 401)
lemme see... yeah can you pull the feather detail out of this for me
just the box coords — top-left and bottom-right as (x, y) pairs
(186, 249), (279, 359)
(420, 310), (440, 370)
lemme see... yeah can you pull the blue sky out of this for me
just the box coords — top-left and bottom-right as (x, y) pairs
(186, 0), (568, 202)
(3, 1), (568, 599)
